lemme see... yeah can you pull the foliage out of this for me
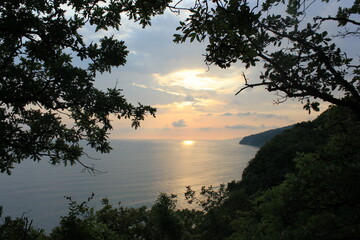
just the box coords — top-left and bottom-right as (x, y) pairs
(95, 198), (150, 239)
(0, 206), (48, 240)
(239, 125), (294, 148)
(50, 194), (118, 240)
(184, 184), (234, 239)
(49, 193), (204, 240)
(185, 105), (360, 240)
(232, 115), (329, 195)
(1, 1), (359, 237)
(0, 0), (176, 174)
(1, 106), (359, 239)
(231, 106), (360, 239)
(174, 0), (360, 114)
(149, 193), (184, 239)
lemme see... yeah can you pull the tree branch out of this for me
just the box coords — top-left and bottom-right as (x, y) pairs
(314, 16), (360, 26)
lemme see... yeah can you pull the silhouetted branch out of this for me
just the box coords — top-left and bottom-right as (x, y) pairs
(167, 0), (190, 14)
(77, 157), (107, 175)
(236, 72), (271, 95)
(314, 16), (360, 26)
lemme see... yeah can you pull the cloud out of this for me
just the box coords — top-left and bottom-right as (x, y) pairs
(132, 83), (148, 89)
(221, 112), (234, 116)
(253, 113), (290, 120)
(89, 7), (323, 140)
(236, 112), (252, 116)
(152, 68), (242, 94)
(253, 113), (288, 119)
(220, 112), (289, 120)
(132, 83), (186, 97)
(172, 119), (187, 128)
(185, 95), (196, 101)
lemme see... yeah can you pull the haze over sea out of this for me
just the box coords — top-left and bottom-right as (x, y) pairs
(0, 139), (257, 232)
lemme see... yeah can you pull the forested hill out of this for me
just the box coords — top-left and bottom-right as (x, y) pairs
(239, 125), (294, 147)
(1, 106), (359, 239)
(225, 105), (360, 239)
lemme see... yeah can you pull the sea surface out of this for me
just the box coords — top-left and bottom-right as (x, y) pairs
(0, 139), (258, 232)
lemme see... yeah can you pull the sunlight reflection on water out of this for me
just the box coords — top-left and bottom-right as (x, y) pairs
(183, 140), (195, 145)
(0, 139), (258, 232)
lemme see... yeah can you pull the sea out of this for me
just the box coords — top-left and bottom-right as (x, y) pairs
(0, 139), (258, 232)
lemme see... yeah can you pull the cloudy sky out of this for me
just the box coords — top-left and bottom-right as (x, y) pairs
(87, 2), (346, 140)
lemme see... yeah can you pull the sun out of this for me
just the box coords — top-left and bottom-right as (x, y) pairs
(183, 140), (194, 145)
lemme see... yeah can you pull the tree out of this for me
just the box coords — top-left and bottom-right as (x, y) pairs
(234, 107), (360, 240)
(0, 206), (48, 240)
(174, 0), (360, 114)
(50, 195), (118, 240)
(149, 193), (184, 240)
(237, 118), (329, 196)
(0, 0), (173, 174)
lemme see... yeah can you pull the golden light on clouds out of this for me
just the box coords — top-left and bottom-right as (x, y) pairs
(132, 83), (186, 96)
(155, 98), (226, 113)
(122, 68), (317, 140)
(176, 101), (193, 108)
(92, 10), (324, 141)
(153, 69), (241, 94)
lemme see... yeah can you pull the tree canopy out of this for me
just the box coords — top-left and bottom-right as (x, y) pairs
(1, 0), (358, 238)
(0, 0), (175, 174)
(174, 0), (360, 114)
(2, 0), (359, 174)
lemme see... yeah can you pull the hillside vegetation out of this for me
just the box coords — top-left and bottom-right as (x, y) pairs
(1, 106), (359, 239)
(239, 125), (293, 148)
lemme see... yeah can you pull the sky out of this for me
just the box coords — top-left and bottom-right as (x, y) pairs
(85, 1), (348, 140)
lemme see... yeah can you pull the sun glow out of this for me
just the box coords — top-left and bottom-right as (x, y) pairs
(153, 69), (240, 94)
(183, 140), (194, 145)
